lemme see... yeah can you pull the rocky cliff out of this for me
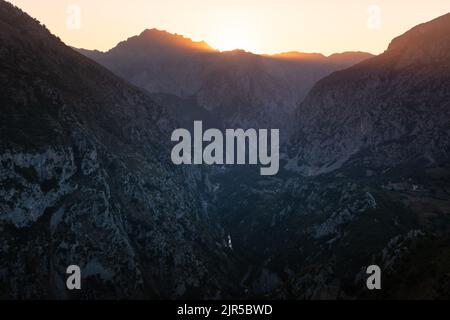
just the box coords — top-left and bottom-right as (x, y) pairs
(0, 0), (236, 299)
(289, 13), (450, 175)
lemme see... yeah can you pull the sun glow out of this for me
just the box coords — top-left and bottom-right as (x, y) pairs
(209, 25), (258, 52)
(7, 0), (450, 55)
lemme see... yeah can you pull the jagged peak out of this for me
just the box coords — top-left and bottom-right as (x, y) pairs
(112, 27), (216, 52)
(386, 12), (450, 54)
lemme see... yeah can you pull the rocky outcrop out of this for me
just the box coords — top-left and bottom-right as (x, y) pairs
(2, 0), (450, 300)
(0, 1), (236, 299)
(289, 13), (450, 175)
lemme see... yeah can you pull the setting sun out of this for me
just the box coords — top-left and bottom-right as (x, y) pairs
(6, 0), (450, 55)
(2, 0), (450, 303)
(209, 25), (258, 52)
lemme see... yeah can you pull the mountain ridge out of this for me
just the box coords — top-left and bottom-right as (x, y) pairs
(2, 0), (450, 300)
(214, 11), (450, 299)
(79, 26), (374, 59)
(0, 0), (236, 299)
(78, 29), (373, 130)
(289, 11), (450, 175)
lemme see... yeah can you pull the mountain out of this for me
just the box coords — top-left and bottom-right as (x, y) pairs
(208, 13), (450, 299)
(289, 12), (450, 175)
(78, 30), (373, 130)
(327, 51), (376, 65)
(2, 0), (450, 300)
(277, 12), (450, 297)
(0, 0), (237, 299)
(268, 51), (373, 65)
(77, 29), (216, 99)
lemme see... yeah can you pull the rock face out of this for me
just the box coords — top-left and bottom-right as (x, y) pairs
(2, 0), (450, 300)
(78, 30), (372, 130)
(290, 13), (450, 175)
(0, 1), (236, 299)
(208, 13), (450, 299)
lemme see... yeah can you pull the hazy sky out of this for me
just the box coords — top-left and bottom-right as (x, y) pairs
(7, 0), (450, 55)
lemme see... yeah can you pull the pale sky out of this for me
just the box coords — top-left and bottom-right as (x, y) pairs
(7, 0), (450, 55)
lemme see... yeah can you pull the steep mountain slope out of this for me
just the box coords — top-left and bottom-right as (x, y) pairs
(209, 13), (450, 299)
(79, 30), (372, 129)
(0, 1), (237, 299)
(78, 29), (216, 98)
(290, 13), (450, 175)
(2, 0), (449, 300)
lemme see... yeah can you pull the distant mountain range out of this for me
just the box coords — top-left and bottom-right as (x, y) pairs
(1, 0), (450, 299)
(78, 29), (373, 130)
